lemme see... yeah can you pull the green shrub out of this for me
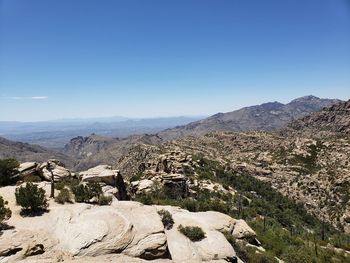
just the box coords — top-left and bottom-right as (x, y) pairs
(54, 180), (66, 190)
(178, 224), (206, 242)
(0, 196), (11, 223)
(72, 182), (103, 204)
(72, 184), (91, 203)
(182, 198), (198, 212)
(158, 209), (174, 230)
(0, 159), (19, 186)
(248, 250), (277, 263)
(55, 188), (72, 204)
(15, 183), (48, 213)
(98, 195), (112, 205)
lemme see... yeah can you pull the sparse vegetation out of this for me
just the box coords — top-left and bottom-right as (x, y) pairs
(135, 157), (350, 262)
(0, 159), (19, 186)
(72, 182), (111, 205)
(157, 209), (174, 230)
(178, 225), (206, 242)
(15, 183), (48, 214)
(55, 188), (72, 204)
(98, 195), (112, 205)
(0, 196), (11, 224)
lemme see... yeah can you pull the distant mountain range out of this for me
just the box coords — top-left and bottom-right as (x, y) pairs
(0, 116), (203, 148)
(0, 95), (345, 171)
(157, 95), (341, 140)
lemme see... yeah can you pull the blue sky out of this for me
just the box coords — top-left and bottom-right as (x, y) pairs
(0, 0), (349, 121)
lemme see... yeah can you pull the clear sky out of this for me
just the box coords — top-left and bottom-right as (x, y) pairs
(0, 0), (349, 121)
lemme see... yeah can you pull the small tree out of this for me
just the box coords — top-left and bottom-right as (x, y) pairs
(15, 183), (48, 213)
(46, 162), (55, 198)
(158, 209), (174, 230)
(0, 196), (11, 224)
(0, 159), (19, 186)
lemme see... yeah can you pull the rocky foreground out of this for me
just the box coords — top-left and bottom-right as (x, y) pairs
(0, 181), (257, 263)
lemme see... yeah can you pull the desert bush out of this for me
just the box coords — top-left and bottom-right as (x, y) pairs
(0, 159), (19, 186)
(54, 180), (66, 191)
(72, 184), (92, 203)
(72, 182), (105, 204)
(158, 209), (174, 230)
(15, 183), (48, 213)
(0, 196), (11, 223)
(98, 195), (112, 205)
(55, 188), (72, 204)
(178, 224), (206, 242)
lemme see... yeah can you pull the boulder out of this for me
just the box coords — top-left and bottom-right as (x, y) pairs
(232, 219), (256, 239)
(156, 206), (236, 262)
(52, 202), (168, 259)
(0, 229), (55, 261)
(18, 162), (38, 175)
(52, 204), (134, 256)
(117, 202), (168, 259)
(80, 165), (117, 186)
(101, 185), (118, 198)
(130, 179), (155, 195)
(40, 161), (71, 182)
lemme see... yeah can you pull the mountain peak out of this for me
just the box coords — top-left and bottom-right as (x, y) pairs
(289, 95), (320, 104)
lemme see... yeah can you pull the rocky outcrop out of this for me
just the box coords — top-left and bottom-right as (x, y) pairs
(122, 150), (196, 198)
(18, 162), (38, 177)
(130, 179), (155, 195)
(40, 160), (71, 182)
(80, 165), (117, 186)
(16, 160), (71, 182)
(0, 184), (246, 262)
(79, 165), (129, 200)
(156, 206), (237, 262)
(284, 99), (350, 137)
(232, 219), (256, 239)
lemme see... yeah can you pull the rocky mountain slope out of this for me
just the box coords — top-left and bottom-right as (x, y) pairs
(158, 96), (340, 140)
(63, 133), (162, 171)
(114, 100), (350, 234)
(0, 136), (74, 167)
(116, 131), (350, 233)
(283, 99), (350, 137)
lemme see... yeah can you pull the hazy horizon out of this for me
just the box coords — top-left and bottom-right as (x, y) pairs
(0, 94), (347, 122)
(1, 0), (349, 122)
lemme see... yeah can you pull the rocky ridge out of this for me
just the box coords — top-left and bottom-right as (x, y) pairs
(158, 96), (340, 140)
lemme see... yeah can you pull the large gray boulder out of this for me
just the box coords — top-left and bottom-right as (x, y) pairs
(80, 165), (117, 186)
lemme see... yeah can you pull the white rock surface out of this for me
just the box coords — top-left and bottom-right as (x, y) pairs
(80, 165), (117, 186)
(232, 219), (256, 239)
(18, 162), (38, 173)
(130, 179), (155, 194)
(155, 206), (236, 262)
(0, 184), (244, 262)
